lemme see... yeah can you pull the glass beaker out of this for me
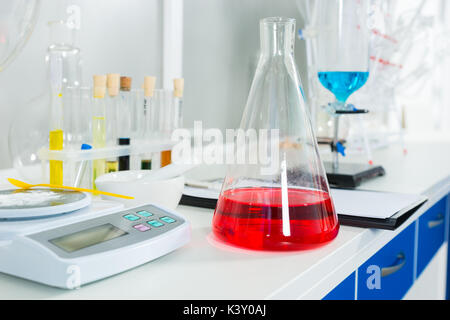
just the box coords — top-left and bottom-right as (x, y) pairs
(316, 0), (370, 108)
(212, 17), (339, 251)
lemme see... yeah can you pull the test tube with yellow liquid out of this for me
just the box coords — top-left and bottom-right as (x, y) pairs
(49, 128), (63, 185)
(49, 61), (64, 185)
(92, 75), (107, 189)
(106, 73), (121, 173)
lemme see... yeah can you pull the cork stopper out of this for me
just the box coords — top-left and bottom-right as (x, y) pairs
(120, 76), (132, 91)
(144, 76), (156, 97)
(93, 75), (107, 98)
(107, 73), (120, 96)
(173, 78), (184, 98)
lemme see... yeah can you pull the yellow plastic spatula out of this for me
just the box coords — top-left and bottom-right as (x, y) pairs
(7, 178), (134, 200)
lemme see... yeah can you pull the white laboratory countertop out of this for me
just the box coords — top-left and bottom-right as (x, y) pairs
(0, 141), (449, 299)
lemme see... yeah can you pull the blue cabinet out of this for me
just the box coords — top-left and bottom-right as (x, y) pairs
(320, 194), (449, 300)
(323, 272), (356, 300)
(417, 197), (447, 277)
(357, 222), (415, 300)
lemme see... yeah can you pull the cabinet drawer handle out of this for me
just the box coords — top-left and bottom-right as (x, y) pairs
(428, 214), (444, 229)
(381, 253), (406, 277)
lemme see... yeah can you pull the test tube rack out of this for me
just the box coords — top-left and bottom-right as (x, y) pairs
(38, 139), (174, 162)
(38, 138), (175, 187)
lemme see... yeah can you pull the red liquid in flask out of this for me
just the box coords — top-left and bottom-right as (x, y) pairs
(212, 187), (339, 251)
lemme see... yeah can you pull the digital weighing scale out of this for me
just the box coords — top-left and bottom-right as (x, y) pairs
(0, 189), (190, 289)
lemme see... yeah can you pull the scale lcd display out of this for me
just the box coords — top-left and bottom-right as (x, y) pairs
(50, 224), (128, 253)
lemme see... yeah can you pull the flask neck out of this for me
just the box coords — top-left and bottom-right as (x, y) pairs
(260, 17), (296, 57)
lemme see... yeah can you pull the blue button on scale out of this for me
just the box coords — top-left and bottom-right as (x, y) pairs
(148, 220), (164, 227)
(124, 214), (140, 221)
(136, 210), (153, 217)
(161, 217), (176, 223)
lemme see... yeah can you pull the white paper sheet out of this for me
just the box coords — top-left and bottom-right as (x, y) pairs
(330, 189), (425, 219)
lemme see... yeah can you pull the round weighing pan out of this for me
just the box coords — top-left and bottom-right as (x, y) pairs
(0, 188), (91, 219)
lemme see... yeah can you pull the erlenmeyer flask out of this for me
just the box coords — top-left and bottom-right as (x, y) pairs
(212, 17), (339, 251)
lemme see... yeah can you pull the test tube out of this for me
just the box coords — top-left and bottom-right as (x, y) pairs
(173, 78), (184, 129)
(160, 78), (184, 168)
(118, 138), (130, 171)
(74, 143), (92, 188)
(92, 75), (107, 189)
(141, 76), (156, 170)
(117, 76), (133, 171)
(48, 53), (64, 185)
(118, 76), (133, 141)
(106, 73), (120, 172)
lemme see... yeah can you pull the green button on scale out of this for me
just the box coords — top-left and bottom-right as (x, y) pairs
(147, 220), (164, 227)
(123, 214), (140, 221)
(136, 210), (153, 217)
(160, 216), (176, 223)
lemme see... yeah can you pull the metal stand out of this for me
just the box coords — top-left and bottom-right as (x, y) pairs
(320, 107), (386, 188)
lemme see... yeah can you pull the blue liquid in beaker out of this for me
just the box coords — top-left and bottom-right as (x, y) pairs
(318, 71), (369, 103)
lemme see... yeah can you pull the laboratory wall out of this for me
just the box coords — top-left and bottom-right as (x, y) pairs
(183, 0), (308, 132)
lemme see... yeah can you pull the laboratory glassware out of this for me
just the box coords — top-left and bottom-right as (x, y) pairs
(141, 76), (157, 170)
(106, 73), (120, 146)
(118, 76), (133, 139)
(133, 88), (145, 141)
(74, 143), (92, 188)
(154, 89), (174, 139)
(313, 0), (385, 188)
(106, 73), (120, 173)
(143, 76), (157, 138)
(212, 17), (339, 251)
(173, 78), (184, 129)
(60, 87), (92, 188)
(47, 20), (83, 149)
(316, 0), (370, 108)
(316, 0), (371, 169)
(118, 138), (130, 171)
(64, 86), (90, 151)
(156, 89), (175, 168)
(160, 79), (184, 168)
(48, 20), (82, 184)
(92, 75), (107, 189)
(0, 0), (40, 72)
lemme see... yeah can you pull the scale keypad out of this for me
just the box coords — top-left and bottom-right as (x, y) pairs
(30, 204), (185, 259)
(122, 207), (178, 232)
